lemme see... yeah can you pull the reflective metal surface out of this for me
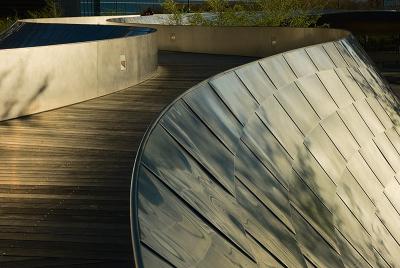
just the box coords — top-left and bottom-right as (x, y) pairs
(132, 37), (400, 267)
(0, 22), (154, 49)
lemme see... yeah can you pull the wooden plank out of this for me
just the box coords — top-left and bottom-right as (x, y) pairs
(0, 51), (256, 266)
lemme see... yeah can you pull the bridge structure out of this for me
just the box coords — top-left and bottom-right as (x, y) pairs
(1, 14), (400, 268)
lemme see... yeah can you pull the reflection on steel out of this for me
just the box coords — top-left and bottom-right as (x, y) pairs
(0, 19), (157, 121)
(132, 36), (400, 267)
(2, 14), (400, 267)
(0, 22), (153, 49)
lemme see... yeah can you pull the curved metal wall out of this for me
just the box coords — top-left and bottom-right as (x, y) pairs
(132, 36), (400, 267)
(111, 15), (349, 58)
(0, 20), (157, 121)
(0, 22), (153, 49)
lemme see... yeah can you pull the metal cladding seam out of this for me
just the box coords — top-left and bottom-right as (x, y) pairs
(131, 34), (400, 268)
(2, 15), (400, 267)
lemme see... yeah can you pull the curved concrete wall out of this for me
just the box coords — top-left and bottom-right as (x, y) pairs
(111, 15), (349, 57)
(132, 35), (400, 268)
(0, 20), (157, 121)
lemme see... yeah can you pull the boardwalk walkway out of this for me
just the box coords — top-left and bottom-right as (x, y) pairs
(0, 51), (255, 268)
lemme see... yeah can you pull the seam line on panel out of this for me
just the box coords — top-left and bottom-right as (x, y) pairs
(236, 175), (293, 235)
(315, 72), (340, 109)
(322, 44), (339, 69)
(346, 166), (377, 206)
(142, 164), (257, 264)
(257, 61), (279, 90)
(234, 71), (260, 105)
(140, 242), (177, 268)
(160, 123), (235, 198)
(333, 68), (357, 102)
(353, 102), (377, 137)
(273, 94), (305, 137)
(255, 112), (294, 160)
(209, 81), (246, 127)
(372, 138), (397, 174)
(294, 82), (322, 121)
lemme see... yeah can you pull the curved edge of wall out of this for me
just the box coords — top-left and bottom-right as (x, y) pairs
(110, 16), (350, 57)
(21, 15), (140, 25)
(0, 28), (157, 121)
(129, 32), (400, 267)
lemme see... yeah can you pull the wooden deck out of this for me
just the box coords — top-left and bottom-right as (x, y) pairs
(0, 51), (255, 268)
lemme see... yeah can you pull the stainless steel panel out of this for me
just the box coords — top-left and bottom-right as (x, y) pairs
(247, 234), (285, 268)
(288, 171), (338, 251)
(338, 104), (374, 147)
(366, 97), (393, 130)
(371, 216), (400, 267)
(304, 125), (346, 184)
(384, 178), (400, 215)
(345, 36), (374, 68)
(305, 45), (336, 71)
(141, 244), (174, 268)
(375, 193), (400, 247)
(138, 166), (256, 267)
(334, 41), (358, 68)
(210, 72), (258, 126)
(235, 141), (293, 232)
(334, 229), (374, 268)
(275, 83), (320, 135)
(334, 68), (365, 101)
(257, 95), (304, 158)
(305, 257), (317, 268)
(348, 68), (375, 97)
(259, 55), (297, 89)
(235, 180), (307, 268)
(354, 99), (385, 136)
(332, 198), (377, 267)
(372, 247), (391, 268)
(131, 38), (400, 268)
(340, 39), (367, 68)
(296, 74), (338, 119)
(386, 127), (400, 154)
(141, 126), (254, 259)
(359, 67), (384, 97)
(318, 70), (354, 108)
(374, 132), (400, 173)
(346, 152), (383, 203)
(321, 113), (359, 161)
(241, 114), (293, 189)
(235, 62), (277, 103)
(292, 144), (337, 212)
(376, 95), (400, 127)
(336, 168), (376, 235)
(160, 100), (235, 194)
(290, 206), (344, 268)
(284, 49), (318, 78)
(368, 68), (392, 91)
(359, 140), (394, 186)
(322, 43), (348, 68)
(183, 83), (242, 154)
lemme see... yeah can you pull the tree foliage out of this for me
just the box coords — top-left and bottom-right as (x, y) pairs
(162, 0), (185, 25)
(163, 0), (326, 27)
(0, 0), (61, 33)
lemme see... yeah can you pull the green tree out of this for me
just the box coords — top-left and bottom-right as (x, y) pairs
(162, 0), (185, 25)
(0, 0), (61, 34)
(164, 0), (326, 28)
